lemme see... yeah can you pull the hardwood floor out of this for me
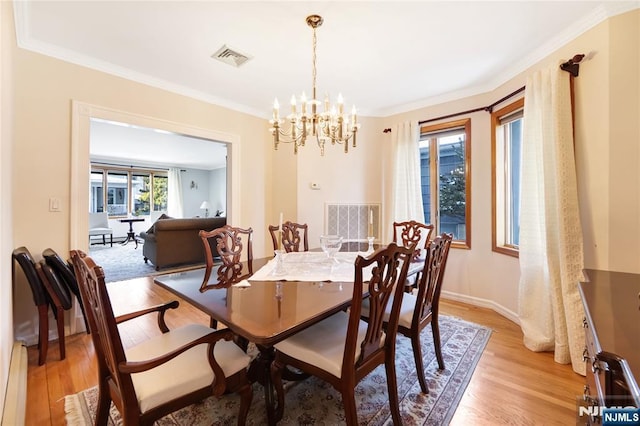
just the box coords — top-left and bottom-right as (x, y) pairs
(25, 278), (584, 425)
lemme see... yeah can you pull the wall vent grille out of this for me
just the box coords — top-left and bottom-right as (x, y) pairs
(326, 203), (381, 242)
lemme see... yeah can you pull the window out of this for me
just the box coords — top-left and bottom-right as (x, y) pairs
(419, 118), (471, 249)
(492, 98), (524, 257)
(90, 165), (168, 217)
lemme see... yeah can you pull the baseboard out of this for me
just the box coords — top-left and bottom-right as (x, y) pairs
(441, 290), (521, 326)
(2, 341), (28, 426)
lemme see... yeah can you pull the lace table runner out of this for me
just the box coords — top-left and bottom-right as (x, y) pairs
(249, 251), (373, 282)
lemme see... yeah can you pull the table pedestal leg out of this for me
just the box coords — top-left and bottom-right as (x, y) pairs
(247, 345), (310, 425)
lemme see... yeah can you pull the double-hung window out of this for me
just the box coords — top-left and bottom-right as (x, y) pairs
(492, 98), (524, 257)
(419, 118), (471, 249)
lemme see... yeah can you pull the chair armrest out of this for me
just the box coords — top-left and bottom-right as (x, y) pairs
(115, 300), (179, 333)
(118, 328), (235, 396)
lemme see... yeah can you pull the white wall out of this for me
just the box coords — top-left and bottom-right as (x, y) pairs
(209, 167), (227, 216)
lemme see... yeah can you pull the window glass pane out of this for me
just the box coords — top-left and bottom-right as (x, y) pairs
(90, 170), (104, 213)
(106, 171), (128, 216)
(419, 141), (431, 223)
(438, 132), (466, 240)
(153, 175), (168, 212)
(132, 173), (150, 216)
(506, 118), (522, 246)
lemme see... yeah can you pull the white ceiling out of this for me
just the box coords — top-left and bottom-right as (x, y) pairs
(90, 118), (228, 170)
(13, 1), (639, 167)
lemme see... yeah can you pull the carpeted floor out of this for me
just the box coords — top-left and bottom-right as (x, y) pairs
(64, 315), (491, 425)
(89, 241), (205, 283)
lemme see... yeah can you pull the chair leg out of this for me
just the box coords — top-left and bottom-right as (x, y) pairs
(109, 234), (113, 247)
(270, 359), (286, 423)
(411, 333), (429, 394)
(55, 306), (66, 360)
(432, 318), (445, 370)
(37, 305), (49, 365)
(95, 379), (111, 426)
(384, 353), (402, 425)
(102, 235), (106, 245)
(236, 380), (253, 426)
(341, 388), (359, 426)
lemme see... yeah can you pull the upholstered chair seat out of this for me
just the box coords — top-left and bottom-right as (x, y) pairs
(273, 312), (382, 378)
(126, 323), (251, 413)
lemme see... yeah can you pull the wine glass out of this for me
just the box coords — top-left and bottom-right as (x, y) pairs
(320, 235), (343, 263)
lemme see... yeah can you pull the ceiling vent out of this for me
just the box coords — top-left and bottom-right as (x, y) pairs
(212, 45), (252, 68)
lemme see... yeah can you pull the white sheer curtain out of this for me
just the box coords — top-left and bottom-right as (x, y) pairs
(392, 121), (425, 223)
(167, 167), (184, 218)
(518, 63), (585, 375)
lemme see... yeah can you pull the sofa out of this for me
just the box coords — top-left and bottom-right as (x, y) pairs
(139, 216), (226, 270)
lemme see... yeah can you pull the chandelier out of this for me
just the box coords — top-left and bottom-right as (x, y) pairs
(269, 15), (360, 155)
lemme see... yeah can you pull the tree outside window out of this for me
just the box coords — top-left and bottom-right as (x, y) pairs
(419, 119), (471, 248)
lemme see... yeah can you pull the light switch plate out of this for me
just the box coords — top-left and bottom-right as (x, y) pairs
(49, 197), (61, 212)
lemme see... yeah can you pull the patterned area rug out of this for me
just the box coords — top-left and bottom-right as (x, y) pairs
(89, 242), (205, 283)
(64, 315), (491, 425)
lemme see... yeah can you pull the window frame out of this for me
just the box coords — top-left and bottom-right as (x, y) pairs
(491, 98), (524, 258)
(90, 164), (168, 218)
(419, 118), (472, 250)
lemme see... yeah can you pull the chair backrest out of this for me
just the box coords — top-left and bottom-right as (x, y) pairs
(69, 250), (130, 395)
(37, 260), (73, 310)
(43, 248), (79, 298)
(89, 212), (110, 229)
(12, 247), (49, 307)
(345, 242), (413, 375)
(12, 246), (72, 309)
(413, 233), (453, 325)
(392, 220), (434, 261)
(268, 221), (309, 253)
(199, 225), (253, 288)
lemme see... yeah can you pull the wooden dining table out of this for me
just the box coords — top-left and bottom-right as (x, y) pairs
(153, 253), (369, 424)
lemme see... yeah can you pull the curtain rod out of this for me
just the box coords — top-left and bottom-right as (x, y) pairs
(381, 53), (585, 132)
(91, 161), (186, 172)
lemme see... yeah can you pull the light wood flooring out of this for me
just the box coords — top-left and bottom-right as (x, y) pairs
(25, 277), (584, 425)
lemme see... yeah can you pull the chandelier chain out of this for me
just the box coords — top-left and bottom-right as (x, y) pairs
(312, 26), (317, 100)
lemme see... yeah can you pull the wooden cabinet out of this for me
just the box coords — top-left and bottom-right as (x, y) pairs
(579, 269), (640, 424)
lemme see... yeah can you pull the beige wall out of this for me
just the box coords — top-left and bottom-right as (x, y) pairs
(376, 9), (640, 320)
(9, 15), (275, 343)
(607, 10), (640, 272)
(1, 1), (15, 417)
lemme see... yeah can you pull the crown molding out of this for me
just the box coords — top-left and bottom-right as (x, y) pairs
(14, 1), (640, 120)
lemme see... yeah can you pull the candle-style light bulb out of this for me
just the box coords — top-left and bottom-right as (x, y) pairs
(301, 92), (307, 115)
(337, 93), (344, 114)
(273, 98), (280, 121)
(290, 95), (297, 114)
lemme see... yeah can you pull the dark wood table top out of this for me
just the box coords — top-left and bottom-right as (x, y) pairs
(154, 257), (366, 346)
(119, 217), (146, 223)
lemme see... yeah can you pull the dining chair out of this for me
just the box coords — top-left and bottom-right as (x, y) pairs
(268, 221), (309, 253)
(42, 248), (90, 333)
(69, 250), (253, 425)
(199, 224), (254, 288)
(270, 242), (414, 425)
(12, 246), (73, 364)
(200, 225), (253, 332)
(362, 233), (453, 394)
(392, 220), (434, 291)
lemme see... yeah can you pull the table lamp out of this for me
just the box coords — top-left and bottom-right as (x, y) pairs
(200, 201), (211, 217)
